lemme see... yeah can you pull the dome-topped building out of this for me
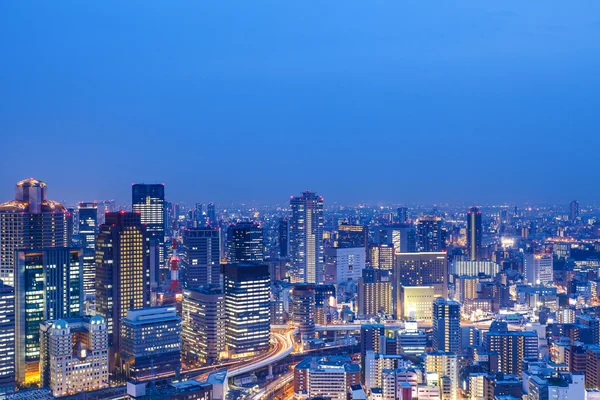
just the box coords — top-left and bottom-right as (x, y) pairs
(0, 178), (68, 287)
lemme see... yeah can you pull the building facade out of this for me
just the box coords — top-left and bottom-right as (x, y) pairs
(78, 202), (98, 297)
(181, 227), (221, 288)
(289, 191), (324, 283)
(226, 221), (264, 263)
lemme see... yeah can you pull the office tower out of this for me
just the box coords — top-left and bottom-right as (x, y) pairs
(65, 209), (74, 247)
(294, 356), (360, 400)
(314, 284), (336, 325)
(0, 178), (68, 287)
(358, 268), (393, 319)
(374, 224), (417, 253)
(394, 252), (448, 298)
(524, 253), (554, 285)
(451, 260), (500, 277)
(466, 207), (482, 261)
(337, 223), (368, 249)
(398, 285), (435, 321)
(180, 227), (220, 288)
(324, 247), (365, 283)
(369, 244), (394, 270)
(181, 286), (226, 365)
(292, 284), (316, 340)
(397, 207), (409, 223)
(425, 351), (458, 400)
(570, 200), (579, 221)
(483, 322), (538, 375)
(278, 217), (289, 258)
(120, 307), (181, 382)
(360, 324), (386, 377)
(432, 299), (460, 353)
(132, 184), (166, 281)
(0, 281), (14, 394)
(95, 211), (150, 371)
(206, 202), (217, 226)
(78, 202), (98, 297)
(226, 221), (264, 263)
(223, 263), (270, 358)
(416, 215), (444, 252)
(39, 316), (109, 397)
(398, 321), (427, 355)
(14, 248), (82, 385)
(289, 191), (324, 283)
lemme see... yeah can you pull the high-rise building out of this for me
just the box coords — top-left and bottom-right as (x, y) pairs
(397, 207), (409, 223)
(206, 203), (217, 227)
(570, 200), (579, 221)
(586, 345), (600, 389)
(483, 322), (538, 375)
(432, 298), (460, 353)
(524, 253), (554, 286)
(78, 202), (98, 297)
(374, 225), (417, 253)
(425, 351), (458, 400)
(120, 307), (181, 381)
(314, 284), (336, 325)
(39, 316), (109, 397)
(223, 263), (270, 358)
(15, 248), (83, 385)
(181, 227), (221, 288)
(289, 191), (324, 283)
(358, 268), (393, 319)
(0, 281), (14, 394)
(181, 286), (226, 365)
(226, 221), (264, 263)
(294, 356), (360, 400)
(360, 324), (386, 377)
(324, 247), (365, 283)
(369, 244), (394, 270)
(398, 285), (436, 321)
(466, 207), (482, 261)
(417, 216), (444, 252)
(95, 211), (150, 371)
(394, 252), (448, 298)
(278, 217), (289, 258)
(451, 260), (500, 277)
(337, 224), (368, 250)
(398, 321), (427, 355)
(292, 284), (316, 340)
(132, 184), (166, 280)
(0, 178), (68, 287)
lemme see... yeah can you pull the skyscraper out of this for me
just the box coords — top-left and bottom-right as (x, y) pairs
(394, 252), (448, 298)
(416, 215), (444, 252)
(291, 284), (316, 340)
(337, 223), (368, 250)
(374, 224), (417, 253)
(226, 221), (264, 263)
(466, 207), (482, 261)
(0, 178), (68, 287)
(483, 322), (538, 375)
(570, 200), (579, 221)
(15, 248), (83, 385)
(397, 207), (409, 223)
(523, 253), (554, 286)
(0, 281), (14, 394)
(223, 263), (271, 358)
(278, 217), (289, 258)
(181, 226), (221, 288)
(289, 191), (324, 283)
(432, 298), (460, 353)
(132, 184), (166, 280)
(95, 211), (150, 371)
(78, 202), (98, 297)
(358, 268), (393, 319)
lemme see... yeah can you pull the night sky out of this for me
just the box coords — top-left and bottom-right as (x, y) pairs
(1, 1), (599, 205)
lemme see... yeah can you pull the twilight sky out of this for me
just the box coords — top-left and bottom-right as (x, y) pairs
(1, 1), (599, 205)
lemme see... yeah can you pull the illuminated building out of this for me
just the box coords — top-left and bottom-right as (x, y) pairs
(570, 200), (579, 221)
(223, 263), (270, 358)
(454, 276), (480, 303)
(15, 248), (82, 386)
(289, 191), (324, 283)
(78, 202), (97, 297)
(95, 211), (150, 372)
(524, 253), (554, 286)
(358, 268), (393, 318)
(226, 221), (264, 263)
(586, 345), (600, 389)
(0, 281), (14, 394)
(324, 246), (365, 283)
(425, 351), (458, 400)
(206, 202), (217, 226)
(314, 284), (336, 325)
(181, 286), (226, 365)
(369, 243), (394, 270)
(432, 298), (460, 353)
(374, 224), (417, 253)
(398, 285), (436, 321)
(278, 217), (289, 258)
(132, 184), (166, 282)
(398, 321), (427, 355)
(466, 207), (482, 261)
(39, 316), (108, 397)
(337, 223), (368, 250)
(294, 356), (360, 400)
(360, 324), (386, 378)
(417, 215), (444, 252)
(120, 307), (181, 381)
(397, 207), (409, 223)
(181, 227), (221, 287)
(291, 284), (316, 340)
(451, 260), (500, 277)
(394, 252), (448, 298)
(0, 178), (68, 287)
(483, 322), (538, 375)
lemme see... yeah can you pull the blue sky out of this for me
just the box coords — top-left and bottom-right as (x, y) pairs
(1, 1), (599, 205)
